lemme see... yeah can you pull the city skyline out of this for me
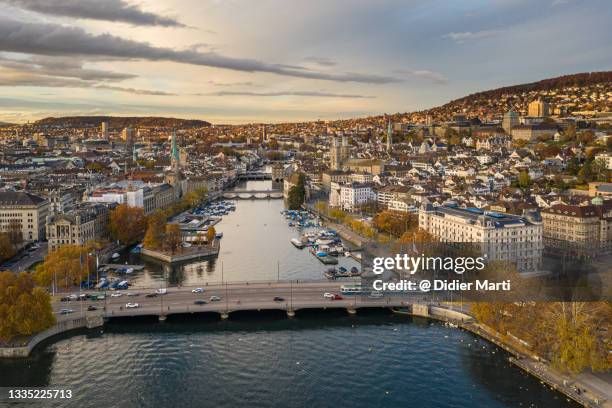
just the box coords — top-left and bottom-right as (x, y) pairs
(0, 0), (611, 124)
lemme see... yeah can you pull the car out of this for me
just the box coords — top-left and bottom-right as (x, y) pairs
(125, 303), (139, 308)
(145, 293), (158, 298)
(60, 296), (70, 302)
(110, 292), (122, 298)
(155, 288), (168, 295)
(323, 292), (334, 299)
(273, 296), (285, 302)
(68, 294), (78, 301)
(87, 305), (98, 311)
(194, 300), (207, 305)
(333, 294), (343, 300)
(127, 292), (140, 297)
(192, 288), (204, 293)
(209, 295), (222, 302)
(59, 308), (74, 315)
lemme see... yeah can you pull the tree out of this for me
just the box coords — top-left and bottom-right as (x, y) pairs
(206, 226), (216, 245)
(109, 204), (146, 245)
(34, 244), (94, 288)
(143, 211), (166, 250)
(0, 233), (16, 263)
(287, 174), (306, 210)
(518, 171), (531, 189)
(373, 211), (416, 237)
(164, 223), (182, 254)
(0, 272), (55, 343)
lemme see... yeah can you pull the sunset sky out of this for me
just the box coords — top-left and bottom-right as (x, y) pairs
(0, 0), (610, 124)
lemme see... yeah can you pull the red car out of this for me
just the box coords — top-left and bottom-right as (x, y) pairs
(333, 294), (343, 300)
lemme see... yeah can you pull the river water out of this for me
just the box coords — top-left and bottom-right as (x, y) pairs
(0, 180), (579, 408)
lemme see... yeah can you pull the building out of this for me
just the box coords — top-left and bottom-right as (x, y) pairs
(419, 202), (543, 273)
(337, 183), (375, 212)
(329, 133), (350, 170)
(541, 198), (611, 256)
(588, 182), (612, 198)
(101, 121), (109, 140)
(377, 185), (411, 209)
(502, 109), (519, 134)
(0, 191), (49, 242)
(511, 123), (557, 142)
(46, 203), (111, 251)
(527, 99), (550, 117)
(386, 118), (393, 152)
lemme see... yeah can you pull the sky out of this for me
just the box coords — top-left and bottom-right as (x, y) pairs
(0, 0), (610, 124)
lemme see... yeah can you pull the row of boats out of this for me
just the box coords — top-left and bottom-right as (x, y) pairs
(282, 209), (322, 228)
(95, 277), (131, 290)
(324, 266), (361, 280)
(193, 200), (236, 217)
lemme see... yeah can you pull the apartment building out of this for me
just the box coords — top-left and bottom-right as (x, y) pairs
(419, 201), (543, 273)
(0, 191), (49, 242)
(337, 183), (376, 212)
(541, 198), (611, 256)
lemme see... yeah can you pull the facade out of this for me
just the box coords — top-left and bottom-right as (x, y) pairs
(377, 185), (411, 209)
(541, 199), (611, 256)
(329, 133), (350, 171)
(511, 123), (557, 141)
(419, 202), (543, 273)
(338, 183), (375, 212)
(502, 109), (519, 134)
(0, 191), (49, 242)
(46, 203), (111, 251)
(527, 100), (550, 117)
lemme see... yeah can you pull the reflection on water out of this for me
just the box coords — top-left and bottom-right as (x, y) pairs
(115, 180), (359, 288)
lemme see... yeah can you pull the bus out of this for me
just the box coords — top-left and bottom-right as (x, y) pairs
(340, 284), (363, 295)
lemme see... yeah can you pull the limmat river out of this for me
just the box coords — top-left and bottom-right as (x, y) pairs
(0, 180), (580, 408)
(115, 179), (360, 288)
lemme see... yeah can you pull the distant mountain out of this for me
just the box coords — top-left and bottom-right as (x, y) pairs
(34, 116), (211, 129)
(0, 121), (15, 127)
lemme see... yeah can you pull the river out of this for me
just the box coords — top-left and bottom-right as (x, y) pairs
(0, 180), (579, 408)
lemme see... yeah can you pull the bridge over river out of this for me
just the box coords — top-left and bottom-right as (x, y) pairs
(221, 189), (283, 199)
(54, 281), (427, 320)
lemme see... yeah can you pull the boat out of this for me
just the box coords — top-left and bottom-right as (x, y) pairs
(290, 238), (305, 249)
(111, 252), (120, 259)
(126, 268), (134, 274)
(338, 266), (348, 273)
(215, 232), (223, 238)
(345, 251), (351, 257)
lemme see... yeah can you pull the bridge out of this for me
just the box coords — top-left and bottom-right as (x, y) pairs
(222, 189), (283, 199)
(53, 281), (428, 320)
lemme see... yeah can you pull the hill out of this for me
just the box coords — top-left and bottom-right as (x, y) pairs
(34, 116), (211, 129)
(416, 71), (612, 121)
(0, 121), (15, 127)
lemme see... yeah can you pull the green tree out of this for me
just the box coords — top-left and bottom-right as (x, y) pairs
(287, 174), (306, 210)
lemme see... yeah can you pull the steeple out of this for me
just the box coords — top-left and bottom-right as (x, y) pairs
(386, 118), (393, 152)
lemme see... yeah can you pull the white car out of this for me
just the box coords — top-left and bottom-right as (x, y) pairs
(323, 292), (334, 299)
(192, 288), (204, 293)
(209, 295), (221, 302)
(127, 292), (140, 297)
(155, 288), (168, 295)
(67, 294), (78, 301)
(111, 292), (122, 298)
(125, 303), (139, 308)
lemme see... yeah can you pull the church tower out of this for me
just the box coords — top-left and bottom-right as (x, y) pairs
(386, 118), (393, 153)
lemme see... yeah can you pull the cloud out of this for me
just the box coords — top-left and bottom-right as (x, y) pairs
(3, 0), (185, 27)
(303, 56), (337, 66)
(442, 30), (499, 43)
(208, 80), (255, 87)
(0, 54), (136, 81)
(0, 69), (175, 95)
(209, 90), (375, 99)
(0, 16), (402, 84)
(394, 69), (448, 84)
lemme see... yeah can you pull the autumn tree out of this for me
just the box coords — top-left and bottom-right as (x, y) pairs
(143, 211), (166, 250)
(206, 226), (216, 245)
(109, 204), (146, 245)
(373, 211), (416, 237)
(35, 245), (94, 288)
(164, 223), (182, 254)
(0, 233), (16, 263)
(0, 271), (55, 343)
